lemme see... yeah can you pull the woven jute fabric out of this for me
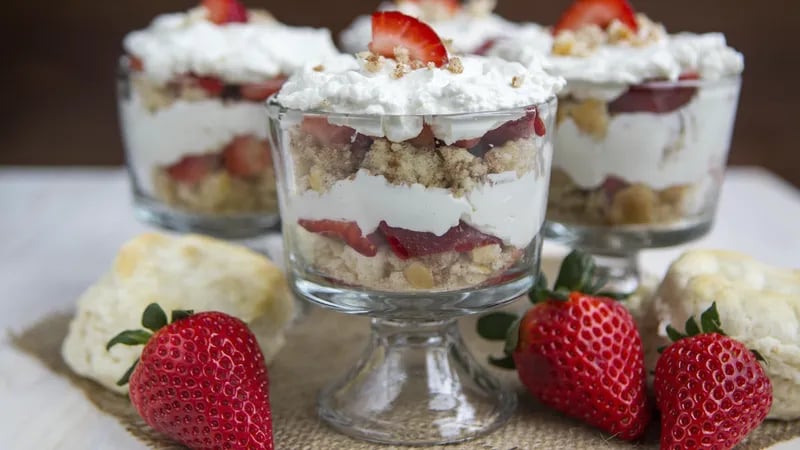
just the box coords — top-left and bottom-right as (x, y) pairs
(10, 306), (800, 450)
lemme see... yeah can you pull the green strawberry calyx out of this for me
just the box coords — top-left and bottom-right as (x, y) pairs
(476, 249), (626, 369)
(106, 303), (194, 386)
(659, 302), (765, 362)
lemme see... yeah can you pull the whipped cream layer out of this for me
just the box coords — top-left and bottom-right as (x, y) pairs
(124, 7), (340, 84)
(275, 55), (563, 143)
(555, 80), (741, 190)
(120, 91), (267, 190)
(340, 1), (546, 54)
(490, 31), (743, 93)
(289, 167), (551, 249)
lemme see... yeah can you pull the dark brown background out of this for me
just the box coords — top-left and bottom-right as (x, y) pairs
(3, 1), (798, 186)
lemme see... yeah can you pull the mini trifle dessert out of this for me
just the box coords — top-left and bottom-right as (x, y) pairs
(490, 0), (743, 290)
(118, 0), (340, 237)
(340, 0), (550, 55)
(268, 12), (563, 445)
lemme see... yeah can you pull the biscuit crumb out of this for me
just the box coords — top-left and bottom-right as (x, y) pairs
(511, 75), (524, 88)
(410, 60), (426, 70)
(393, 62), (410, 79)
(446, 56), (464, 74)
(312, 64), (325, 72)
(393, 46), (411, 64)
(362, 52), (384, 73)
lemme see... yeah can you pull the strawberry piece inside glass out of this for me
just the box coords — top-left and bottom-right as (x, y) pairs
(380, 221), (502, 259)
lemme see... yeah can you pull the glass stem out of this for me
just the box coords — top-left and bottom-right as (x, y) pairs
(588, 250), (640, 294)
(317, 316), (515, 445)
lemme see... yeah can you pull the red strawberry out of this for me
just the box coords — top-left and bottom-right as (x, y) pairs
(240, 76), (287, 102)
(407, 125), (436, 147)
(473, 38), (497, 56)
(166, 155), (218, 184)
(407, 0), (461, 16)
(222, 136), (272, 178)
(480, 110), (544, 148)
(379, 221), (501, 259)
(654, 303), (772, 450)
(453, 137), (481, 149)
(553, 0), (638, 35)
(478, 251), (650, 440)
(300, 117), (358, 146)
(298, 219), (379, 257)
(129, 55), (144, 71)
(108, 304), (273, 450)
(369, 12), (449, 67)
(608, 82), (697, 114)
(194, 76), (226, 96)
(202, 0), (248, 24)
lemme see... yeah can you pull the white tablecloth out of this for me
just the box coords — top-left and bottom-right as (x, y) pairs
(0, 166), (798, 449)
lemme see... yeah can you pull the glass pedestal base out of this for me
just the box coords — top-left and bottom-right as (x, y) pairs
(318, 318), (516, 445)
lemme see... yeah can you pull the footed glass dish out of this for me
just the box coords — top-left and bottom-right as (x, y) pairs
(268, 98), (557, 445)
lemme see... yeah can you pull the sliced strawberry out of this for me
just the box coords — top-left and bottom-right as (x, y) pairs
(202, 0), (248, 24)
(166, 155), (218, 184)
(600, 176), (629, 200)
(407, 0), (461, 16)
(553, 0), (638, 35)
(298, 219), (379, 257)
(679, 72), (700, 81)
(407, 125), (435, 147)
(129, 55), (144, 71)
(608, 84), (697, 114)
(301, 117), (358, 146)
(222, 136), (271, 178)
(369, 12), (449, 67)
(453, 137), (481, 149)
(193, 76), (225, 96)
(240, 76), (287, 102)
(479, 110), (542, 148)
(379, 221), (501, 259)
(473, 39), (497, 56)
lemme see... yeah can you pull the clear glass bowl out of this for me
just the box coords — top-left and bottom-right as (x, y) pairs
(117, 56), (283, 238)
(267, 98), (557, 445)
(545, 76), (742, 291)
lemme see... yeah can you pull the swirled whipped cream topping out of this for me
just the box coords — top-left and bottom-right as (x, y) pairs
(341, 0), (546, 55)
(275, 54), (564, 142)
(124, 7), (340, 84)
(490, 18), (744, 88)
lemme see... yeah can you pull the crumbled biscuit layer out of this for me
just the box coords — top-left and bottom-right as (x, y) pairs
(294, 227), (524, 292)
(556, 98), (610, 140)
(552, 14), (666, 57)
(154, 164), (278, 215)
(290, 129), (543, 196)
(131, 76), (215, 113)
(547, 169), (697, 226)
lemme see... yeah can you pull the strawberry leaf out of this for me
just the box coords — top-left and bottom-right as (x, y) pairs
(142, 303), (167, 332)
(171, 309), (194, 323)
(529, 273), (551, 303)
(684, 316), (701, 336)
(488, 354), (516, 369)
(477, 312), (518, 341)
(554, 250), (595, 292)
(665, 325), (686, 343)
(596, 290), (632, 300)
(700, 302), (725, 335)
(106, 329), (153, 351)
(116, 358), (139, 387)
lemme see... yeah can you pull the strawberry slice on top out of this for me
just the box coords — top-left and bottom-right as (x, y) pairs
(202, 0), (249, 25)
(553, 0), (638, 35)
(369, 11), (449, 67)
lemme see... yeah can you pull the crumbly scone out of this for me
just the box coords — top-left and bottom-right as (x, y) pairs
(547, 168), (695, 226)
(643, 250), (800, 420)
(62, 233), (295, 394)
(294, 227), (523, 292)
(153, 165), (278, 215)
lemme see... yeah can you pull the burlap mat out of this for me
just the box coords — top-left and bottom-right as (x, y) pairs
(10, 305), (800, 450)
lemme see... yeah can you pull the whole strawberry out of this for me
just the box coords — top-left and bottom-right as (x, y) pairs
(478, 250), (650, 440)
(654, 303), (772, 450)
(108, 304), (273, 450)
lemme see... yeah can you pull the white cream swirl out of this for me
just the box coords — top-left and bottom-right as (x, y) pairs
(123, 7), (340, 84)
(275, 54), (564, 143)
